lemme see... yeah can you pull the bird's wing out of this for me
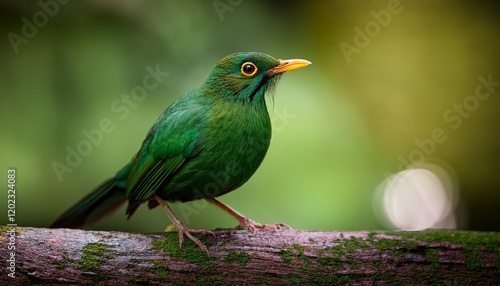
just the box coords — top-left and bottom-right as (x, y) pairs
(125, 99), (207, 212)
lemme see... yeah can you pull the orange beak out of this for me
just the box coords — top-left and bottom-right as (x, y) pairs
(267, 58), (312, 76)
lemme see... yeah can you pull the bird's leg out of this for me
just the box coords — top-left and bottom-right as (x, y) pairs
(154, 194), (212, 255)
(207, 198), (291, 233)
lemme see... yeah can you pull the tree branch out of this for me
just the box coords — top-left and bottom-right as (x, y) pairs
(1, 226), (499, 285)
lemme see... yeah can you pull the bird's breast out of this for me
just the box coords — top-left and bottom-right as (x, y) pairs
(160, 101), (272, 202)
(198, 103), (272, 193)
(205, 102), (272, 167)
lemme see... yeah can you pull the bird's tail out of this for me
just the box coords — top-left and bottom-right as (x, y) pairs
(50, 177), (127, 228)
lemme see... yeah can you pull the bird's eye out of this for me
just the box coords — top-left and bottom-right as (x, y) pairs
(240, 62), (258, 77)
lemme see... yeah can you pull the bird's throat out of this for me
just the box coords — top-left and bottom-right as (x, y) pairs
(248, 74), (281, 103)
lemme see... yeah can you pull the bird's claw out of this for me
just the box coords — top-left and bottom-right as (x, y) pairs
(174, 227), (212, 256)
(156, 195), (212, 256)
(238, 218), (291, 234)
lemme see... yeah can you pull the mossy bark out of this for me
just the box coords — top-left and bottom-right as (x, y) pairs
(1, 227), (499, 285)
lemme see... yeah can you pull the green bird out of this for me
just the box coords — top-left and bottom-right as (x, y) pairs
(50, 52), (311, 255)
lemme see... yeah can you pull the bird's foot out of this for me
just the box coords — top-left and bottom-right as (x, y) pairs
(155, 194), (212, 256)
(207, 198), (291, 234)
(238, 217), (291, 234)
(173, 225), (214, 256)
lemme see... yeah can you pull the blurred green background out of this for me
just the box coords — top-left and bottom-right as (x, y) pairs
(1, 1), (499, 232)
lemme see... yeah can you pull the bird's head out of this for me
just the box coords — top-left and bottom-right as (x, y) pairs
(202, 52), (311, 105)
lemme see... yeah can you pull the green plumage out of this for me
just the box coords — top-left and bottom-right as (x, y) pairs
(50, 52), (310, 230)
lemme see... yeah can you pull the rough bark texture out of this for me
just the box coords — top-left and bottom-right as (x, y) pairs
(1, 226), (499, 285)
